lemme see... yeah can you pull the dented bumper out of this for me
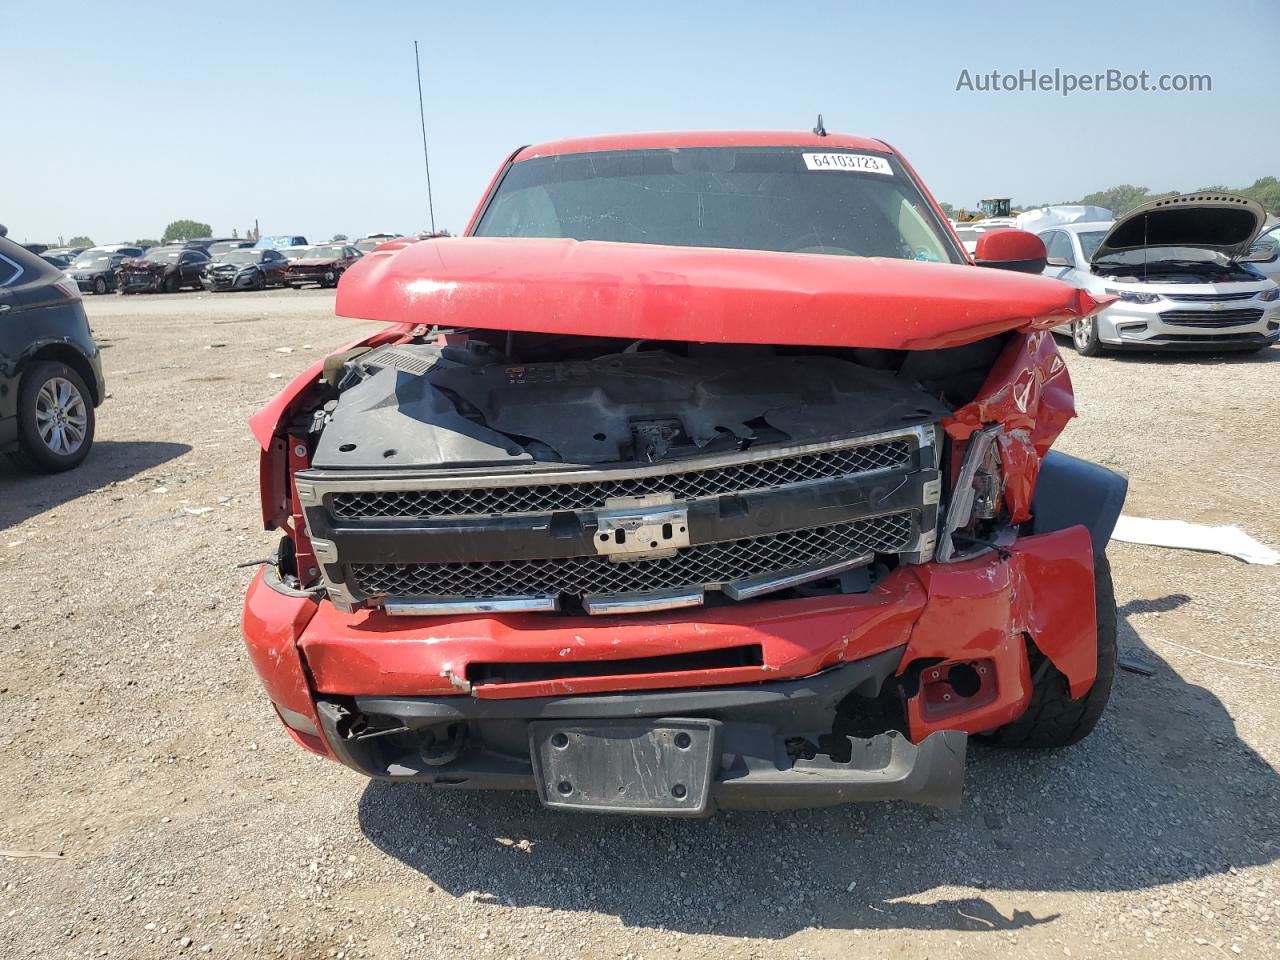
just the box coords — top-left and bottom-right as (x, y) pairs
(242, 525), (1097, 812)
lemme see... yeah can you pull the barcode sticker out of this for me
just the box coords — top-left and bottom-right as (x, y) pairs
(802, 153), (893, 175)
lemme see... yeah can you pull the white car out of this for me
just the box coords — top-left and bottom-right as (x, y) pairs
(1037, 194), (1280, 355)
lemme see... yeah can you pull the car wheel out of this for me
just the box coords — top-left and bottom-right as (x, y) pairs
(1072, 316), (1104, 357)
(9, 361), (96, 473)
(254, 271), (267, 291)
(980, 553), (1117, 748)
(93, 277), (108, 295)
(164, 273), (180, 293)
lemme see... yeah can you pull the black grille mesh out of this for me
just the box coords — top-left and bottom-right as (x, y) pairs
(1159, 309), (1264, 328)
(351, 512), (914, 600)
(330, 439), (913, 519)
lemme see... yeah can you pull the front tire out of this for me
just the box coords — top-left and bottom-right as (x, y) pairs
(93, 277), (108, 295)
(164, 273), (180, 293)
(982, 553), (1117, 748)
(1072, 315), (1104, 357)
(9, 362), (96, 473)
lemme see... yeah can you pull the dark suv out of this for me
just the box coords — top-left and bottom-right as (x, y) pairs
(0, 237), (105, 471)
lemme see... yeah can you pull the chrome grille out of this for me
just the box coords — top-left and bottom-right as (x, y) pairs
(330, 439), (913, 519)
(352, 512), (914, 600)
(1162, 292), (1258, 303)
(1160, 308), (1263, 328)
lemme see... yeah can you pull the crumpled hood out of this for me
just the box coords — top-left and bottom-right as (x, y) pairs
(1092, 193), (1266, 265)
(336, 237), (1105, 350)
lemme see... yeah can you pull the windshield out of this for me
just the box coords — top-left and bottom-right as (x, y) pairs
(208, 241), (248, 256)
(294, 245), (344, 259)
(73, 253), (114, 269)
(217, 251), (260, 265)
(145, 248), (183, 262)
(474, 147), (962, 263)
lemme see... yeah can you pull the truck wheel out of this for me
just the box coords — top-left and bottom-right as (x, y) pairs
(982, 553), (1117, 748)
(1072, 316), (1104, 357)
(9, 362), (96, 473)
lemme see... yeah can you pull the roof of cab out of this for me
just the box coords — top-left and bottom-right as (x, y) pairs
(516, 130), (894, 161)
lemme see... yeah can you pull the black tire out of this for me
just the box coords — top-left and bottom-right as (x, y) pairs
(93, 276), (108, 295)
(164, 273), (180, 293)
(253, 270), (267, 291)
(8, 361), (96, 473)
(1071, 315), (1104, 357)
(982, 553), (1117, 748)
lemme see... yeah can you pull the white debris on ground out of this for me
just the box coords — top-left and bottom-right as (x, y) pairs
(1112, 516), (1280, 565)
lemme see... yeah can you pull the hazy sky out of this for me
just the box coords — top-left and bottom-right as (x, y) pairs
(6, 0), (1277, 244)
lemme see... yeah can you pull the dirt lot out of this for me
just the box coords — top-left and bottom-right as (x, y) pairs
(1, 288), (1277, 959)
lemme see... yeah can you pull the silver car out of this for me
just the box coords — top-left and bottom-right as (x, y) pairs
(1037, 194), (1280, 355)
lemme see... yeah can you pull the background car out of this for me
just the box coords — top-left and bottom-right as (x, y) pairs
(354, 233), (400, 252)
(67, 245), (144, 294)
(117, 246), (211, 293)
(201, 248), (290, 291)
(40, 253), (71, 271)
(0, 236), (105, 471)
(1037, 195), (1280, 355)
(44, 245), (88, 261)
(206, 239), (256, 258)
(282, 242), (361, 288)
(255, 234), (308, 250)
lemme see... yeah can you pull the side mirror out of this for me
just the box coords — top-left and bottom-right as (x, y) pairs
(973, 229), (1048, 275)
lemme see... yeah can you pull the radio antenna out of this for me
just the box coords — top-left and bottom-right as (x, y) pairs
(413, 40), (437, 233)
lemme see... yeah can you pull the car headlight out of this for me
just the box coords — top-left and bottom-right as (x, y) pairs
(1258, 286), (1280, 302)
(1104, 287), (1161, 304)
(937, 425), (1004, 563)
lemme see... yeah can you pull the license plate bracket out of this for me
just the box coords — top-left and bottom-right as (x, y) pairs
(529, 718), (719, 815)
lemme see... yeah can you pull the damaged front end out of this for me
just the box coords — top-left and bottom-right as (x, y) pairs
(244, 235), (1122, 813)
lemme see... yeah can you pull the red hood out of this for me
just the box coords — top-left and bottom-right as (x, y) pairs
(335, 237), (1104, 350)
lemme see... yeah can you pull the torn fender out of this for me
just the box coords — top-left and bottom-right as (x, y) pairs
(901, 526), (1098, 740)
(943, 329), (1076, 523)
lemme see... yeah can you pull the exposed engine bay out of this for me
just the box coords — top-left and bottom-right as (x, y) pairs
(286, 330), (1014, 616)
(312, 338), (954, 470)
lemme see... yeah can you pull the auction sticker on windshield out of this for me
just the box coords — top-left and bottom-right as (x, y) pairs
(802, 153), (893, 175)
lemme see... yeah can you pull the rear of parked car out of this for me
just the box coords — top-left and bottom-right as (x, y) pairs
(0, 237), (105, 471)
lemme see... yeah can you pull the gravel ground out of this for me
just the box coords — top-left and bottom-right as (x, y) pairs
(1, 289), (1277, 959)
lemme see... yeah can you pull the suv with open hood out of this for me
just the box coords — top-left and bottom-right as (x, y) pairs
(1037, 193), (1279, 355)
(242, 131), (1127, 816)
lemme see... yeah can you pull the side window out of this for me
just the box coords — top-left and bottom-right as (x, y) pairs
(1045, 231), (1074, 264)
(0, 253), (24, 287)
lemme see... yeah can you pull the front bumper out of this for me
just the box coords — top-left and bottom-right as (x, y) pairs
(74, 273), (113, 292)
(202, 272), (256, 291)
(117, 272), (162, 293)
(314, 656), (967, 812)
(286, 270), (336, 286)
(242, 525), (1098, 812)
(1092, 299), (1280, 349)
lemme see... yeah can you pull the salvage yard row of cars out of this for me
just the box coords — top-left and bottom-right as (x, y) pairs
(61, 239), (370, 295)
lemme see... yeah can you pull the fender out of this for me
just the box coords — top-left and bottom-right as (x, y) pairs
(1026, 450), (1128, 556)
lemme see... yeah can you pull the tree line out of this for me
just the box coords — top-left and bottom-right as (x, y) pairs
(945, 177), (1280, 220)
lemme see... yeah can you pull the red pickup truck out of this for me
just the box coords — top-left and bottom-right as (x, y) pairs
(242, 130), (1125, 815)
